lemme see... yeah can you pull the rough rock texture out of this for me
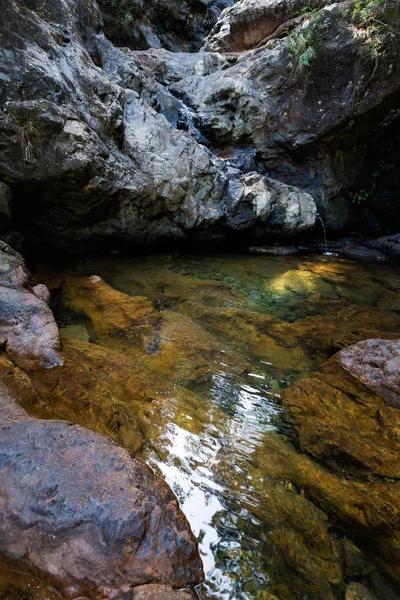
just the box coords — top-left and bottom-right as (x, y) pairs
(0, 382), (203, 599)
(203, 0), (335, 52)
(339, 339), (400, 408)
(275, 340), (400, 586)
(0, 0), (317, 249)
(225, 173), (316, 235)
(194, 0), (400, 225)
(97, 0), (235, 53)
(0, 241), (62, 369)
(0, 0), (399, 246)
(281, 340), (400, 479)
(365, 234), (400, 263)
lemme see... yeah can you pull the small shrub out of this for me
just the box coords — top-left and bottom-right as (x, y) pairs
(286, 10), (327, 79)
(351, 0), (399, 60)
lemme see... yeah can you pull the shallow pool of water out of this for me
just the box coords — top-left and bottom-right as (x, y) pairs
(20, 253), (400, 599)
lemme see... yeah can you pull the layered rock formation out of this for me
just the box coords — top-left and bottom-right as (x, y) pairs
(0, 0), (319, 253)
(1, 0), (398, 252)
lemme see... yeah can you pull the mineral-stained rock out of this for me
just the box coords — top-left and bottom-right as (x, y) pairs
(272, 338), (400, 583)
(281, 341), (400, 478)
(61, 274), (245, 385)
(0, 382), (204, 599)
(0, 241), (62, 370)
(251, 431), (400, 586)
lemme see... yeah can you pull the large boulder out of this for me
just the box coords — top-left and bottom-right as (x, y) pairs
(203, 0), (333, 52)
(0, 382), (203, 598)
(281, 339), (400, 479)
(0, 241), (62, 369)
(224, 172), (316, 235)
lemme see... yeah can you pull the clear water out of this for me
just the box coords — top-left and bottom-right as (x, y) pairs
(6, 253), (400, 600)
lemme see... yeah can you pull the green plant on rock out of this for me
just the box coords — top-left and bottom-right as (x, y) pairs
(202, 9), (213, 27)
(353, 188), (371, 204)
(286, 10), (327, 80)
(352, 0), (399, 60)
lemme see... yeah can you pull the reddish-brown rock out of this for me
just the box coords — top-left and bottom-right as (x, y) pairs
(281, 340), (400, 479)
(0, 382), (203, 599)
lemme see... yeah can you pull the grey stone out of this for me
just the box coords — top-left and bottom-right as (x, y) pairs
(0, 241), (62, 370)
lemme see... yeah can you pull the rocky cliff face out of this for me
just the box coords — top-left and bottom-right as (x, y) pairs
(97, 0), (235, 52)
(0, 0), (399, 252)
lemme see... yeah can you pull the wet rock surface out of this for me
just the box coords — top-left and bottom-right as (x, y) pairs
(0, 241), (62, 369)
(26, 253), (399, 599)
(278, 339), (400, 590)
(0, 382), (203, 599)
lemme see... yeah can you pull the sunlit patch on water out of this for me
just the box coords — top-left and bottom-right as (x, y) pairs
(145, 368), (281, 599)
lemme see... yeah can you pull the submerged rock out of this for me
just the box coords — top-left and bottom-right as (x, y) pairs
(276, 339), (400, 585)
(60, 274), (246, 385)
(0, 382), (203, 599)
(345, 582), (379, 600)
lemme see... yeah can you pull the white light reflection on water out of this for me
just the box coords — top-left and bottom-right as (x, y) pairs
(146, 369), (281, 599)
